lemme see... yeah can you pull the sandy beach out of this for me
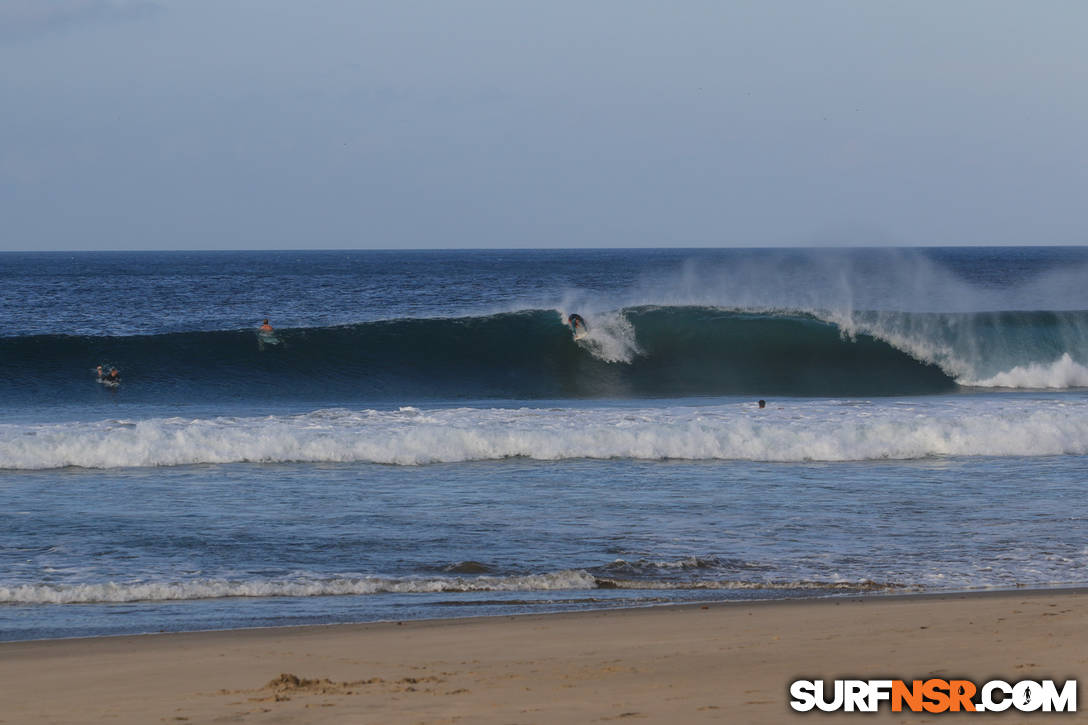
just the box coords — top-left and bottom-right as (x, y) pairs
(1, 589), (1084, 724)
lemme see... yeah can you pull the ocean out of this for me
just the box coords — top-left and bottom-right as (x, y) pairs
(1, 247), (1086, 641)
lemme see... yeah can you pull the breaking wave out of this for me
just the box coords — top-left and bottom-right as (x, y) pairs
(3, 306), (1087, 402)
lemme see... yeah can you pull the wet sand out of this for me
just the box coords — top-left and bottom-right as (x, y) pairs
(0, 589), (1084, 724)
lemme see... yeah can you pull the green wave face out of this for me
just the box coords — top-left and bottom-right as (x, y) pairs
(5, 306), (1088, 403)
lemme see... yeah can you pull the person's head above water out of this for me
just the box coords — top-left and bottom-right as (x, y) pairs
(758, 400), (766, 409)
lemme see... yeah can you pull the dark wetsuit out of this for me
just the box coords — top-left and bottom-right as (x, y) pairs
(568, 314), (586, 331)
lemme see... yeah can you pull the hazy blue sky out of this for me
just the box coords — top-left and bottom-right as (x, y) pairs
(2, 0), (1086, 250)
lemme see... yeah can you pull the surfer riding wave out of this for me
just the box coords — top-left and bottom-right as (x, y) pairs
(568, 313), (587, 338)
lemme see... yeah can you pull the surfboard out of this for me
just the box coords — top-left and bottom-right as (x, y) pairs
(257, 331), (281, 347)
(572, 327), (588, 341)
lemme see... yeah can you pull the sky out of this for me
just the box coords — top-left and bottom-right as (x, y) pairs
(1, 0), (1087, 251)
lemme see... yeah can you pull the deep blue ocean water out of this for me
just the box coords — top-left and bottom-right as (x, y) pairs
(1, 248), (1087, 640)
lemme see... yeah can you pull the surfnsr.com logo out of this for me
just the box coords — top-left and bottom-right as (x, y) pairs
(790, 679), (1077, 713)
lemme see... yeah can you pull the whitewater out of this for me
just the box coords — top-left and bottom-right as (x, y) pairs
(3, 398), (1088, 470)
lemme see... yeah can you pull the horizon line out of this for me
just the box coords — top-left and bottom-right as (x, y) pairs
(2, 243), (1087, 254)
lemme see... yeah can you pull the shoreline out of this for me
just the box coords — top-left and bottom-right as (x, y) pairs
(2, 587), (1084, 724)
(5, 583), (1088, 645)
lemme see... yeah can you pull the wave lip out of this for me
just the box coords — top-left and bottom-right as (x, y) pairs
(3, 399), (1088, 470)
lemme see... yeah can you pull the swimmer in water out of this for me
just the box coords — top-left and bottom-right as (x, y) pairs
(259, 318), (274, 333)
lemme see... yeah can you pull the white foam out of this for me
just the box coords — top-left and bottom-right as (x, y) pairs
(605, 556), (721, 571)
(0, 571), (600, 604)
(965, 353), (1088, 389)
(2, 400), (1087, 470)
